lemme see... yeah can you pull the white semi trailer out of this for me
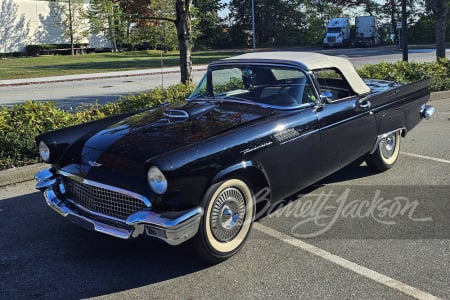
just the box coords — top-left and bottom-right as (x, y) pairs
(354, 16), (377, 47)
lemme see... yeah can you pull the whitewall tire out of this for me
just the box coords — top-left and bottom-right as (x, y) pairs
(366, 130), (401, 172)
(194, 179), (255, 263)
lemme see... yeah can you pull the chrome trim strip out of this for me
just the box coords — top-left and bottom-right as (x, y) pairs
(57, 170), (152, 208)
(369, 127), (405, 154)
(188, 97), (316, 111)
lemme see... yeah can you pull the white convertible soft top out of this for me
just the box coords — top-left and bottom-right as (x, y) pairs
(225, 51), (371, 96)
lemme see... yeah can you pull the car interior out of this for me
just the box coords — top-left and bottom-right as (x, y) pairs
(313, 68), (357, 101)
(239, 67), (318, 107)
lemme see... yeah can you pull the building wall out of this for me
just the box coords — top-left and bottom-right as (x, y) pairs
(0, 0), (109, 53)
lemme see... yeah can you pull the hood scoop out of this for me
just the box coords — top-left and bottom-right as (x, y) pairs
(163, 103), (218, 121)
(163, 109), (190, 120)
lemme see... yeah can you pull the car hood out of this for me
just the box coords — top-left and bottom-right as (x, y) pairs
(60, 101), (274, 173)
(86, 101), (272, 158)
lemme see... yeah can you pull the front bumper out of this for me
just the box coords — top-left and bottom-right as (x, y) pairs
(35, 168), (203, 245)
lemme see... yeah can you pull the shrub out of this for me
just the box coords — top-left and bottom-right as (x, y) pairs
(24, 44), (89, 56)
(358, 59), (450, 91)
(0, 84), (194, 170)
(25, 44), (55, 56)
(1, 58), (449, 171)
(0, 52), (23, 58)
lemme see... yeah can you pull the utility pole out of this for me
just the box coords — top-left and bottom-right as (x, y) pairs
(402, 0), (408, 61)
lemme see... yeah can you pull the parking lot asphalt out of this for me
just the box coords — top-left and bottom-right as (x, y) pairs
(0, 98), (449, 299)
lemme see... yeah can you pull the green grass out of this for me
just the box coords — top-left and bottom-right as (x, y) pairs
(0, 50), (244, 80)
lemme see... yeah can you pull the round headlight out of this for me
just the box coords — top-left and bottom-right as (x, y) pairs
(39, 141), (50, 162)
(147, 166), (167, 194)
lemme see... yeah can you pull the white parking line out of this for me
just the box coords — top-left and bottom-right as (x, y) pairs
(401, 152), (450, 164)
(254, 223), (442, 300)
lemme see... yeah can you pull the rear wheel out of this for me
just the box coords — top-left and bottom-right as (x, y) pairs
(365, 130), (401, 172)
(193, 179), (255, 263)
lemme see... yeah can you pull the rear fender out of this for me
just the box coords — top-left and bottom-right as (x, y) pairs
(376, 109), (406, 135)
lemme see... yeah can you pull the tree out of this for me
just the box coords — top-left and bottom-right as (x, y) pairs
(381, 0), (421, 44)
(229, 0), (325, 47)
(118, 0), (153, 47)
(0, 0), (30, 53)
(175, 0), (193, 83)
(192, 0), (225, 49)
(362, 0), (383, 16)
(86, 0), (123, 51)
(62, 0), (89, 55)
(143, 0), (193, 84)
(427, 0), (448, 59)
(307, 0), (346, 21)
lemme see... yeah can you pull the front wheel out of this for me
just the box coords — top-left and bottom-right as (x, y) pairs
(193, 179), (255, 263)
(365, 130), (401, 172)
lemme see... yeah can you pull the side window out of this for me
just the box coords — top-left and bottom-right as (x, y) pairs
(313, 68), (355, 101)
(212, 68), (244, 95)
(270, 68), (317, 104)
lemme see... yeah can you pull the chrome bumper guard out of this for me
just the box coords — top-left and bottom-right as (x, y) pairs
(420, 104), (435, 120)
(35, 168), (203, 246)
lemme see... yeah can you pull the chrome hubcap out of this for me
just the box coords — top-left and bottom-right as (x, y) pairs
(380, 133), (396, 158)
(210, 187), (246, 242)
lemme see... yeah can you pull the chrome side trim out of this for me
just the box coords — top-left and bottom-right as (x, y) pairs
(370, 127), (405, 154)
(57, 170), (152, 208)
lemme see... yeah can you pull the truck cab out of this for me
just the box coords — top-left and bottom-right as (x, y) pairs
(323, 18), (350, 47)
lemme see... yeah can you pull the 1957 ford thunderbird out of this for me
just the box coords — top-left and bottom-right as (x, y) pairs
(35, 52), (435, 262)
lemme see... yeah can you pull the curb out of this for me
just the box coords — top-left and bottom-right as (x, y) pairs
(0, 163), (46, 187)
(0, 91), (448, 187)
(0, 65), (208, 87)
(430, 90), (450, 101)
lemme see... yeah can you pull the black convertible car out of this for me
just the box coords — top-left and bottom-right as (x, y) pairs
(35, 52), (435, 262)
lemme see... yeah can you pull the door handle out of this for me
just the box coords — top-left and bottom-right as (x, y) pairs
(359, 99), (372, 110)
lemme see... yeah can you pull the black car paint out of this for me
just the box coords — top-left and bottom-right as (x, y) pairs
(36, 63), (430, 212)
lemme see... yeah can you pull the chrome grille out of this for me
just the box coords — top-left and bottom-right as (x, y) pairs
(64, 177), (147, 221)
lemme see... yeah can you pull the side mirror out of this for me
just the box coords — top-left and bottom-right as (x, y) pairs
(320, 91), (333, 103)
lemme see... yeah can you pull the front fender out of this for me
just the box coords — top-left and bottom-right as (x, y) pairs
(212, 161), (271, 197)
(36, 110), (141, 165)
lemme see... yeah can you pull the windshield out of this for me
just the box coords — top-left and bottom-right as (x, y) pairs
(189, 64), (317, 108)
(327, 27), (342, 33)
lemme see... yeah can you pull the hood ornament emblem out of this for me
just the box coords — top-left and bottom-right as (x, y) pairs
(88, 161), (103, 167)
